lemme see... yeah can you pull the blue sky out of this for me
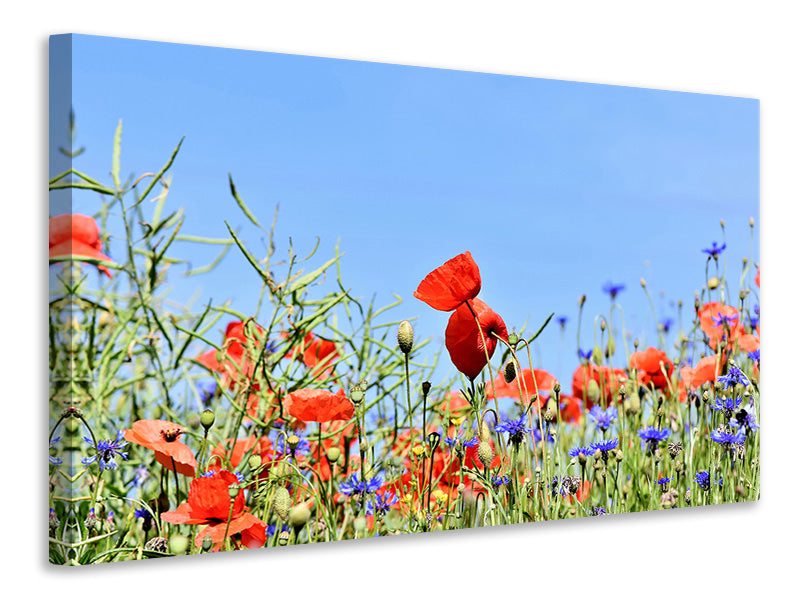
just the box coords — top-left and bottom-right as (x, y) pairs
(53, 34), (760, 388)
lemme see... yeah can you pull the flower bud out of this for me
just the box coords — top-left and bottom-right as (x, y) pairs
(248, 454), (262, 470)
(325, 447), (341, 463)
(287, 434), (300, 451)
(200, 409), (215, 430)
(354, 516), (367, 531)
(228, 484), (240, 499)
(578, 295), (586, 308)
(708, 277), (720, 290)
(503, 362), (517, 384)
(640, 278), (647, 288)
(289, 504), (311, 529)
(587, 380), (601, 405)
(477, 441), (493, 468)
(422, 381), (432, 395)
(349, 386), (364, 405)
(600, 320), (606, 332)
(397, 320), (414, 355)
(507, 331), (519, 346)
(591, 346), (603, 365)
(427, 431), (441, 452)
(278, 530), (290, 545)
(606, 337), (616, 357)
(273, 487), (291, 520)
(201, 535), (213, 552)
(553, 381), (561, 394)
(169, 534), (189, 555)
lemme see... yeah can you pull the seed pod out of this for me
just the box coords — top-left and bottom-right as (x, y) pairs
(200, 409), (215, 430)
(504, 362), (517, 384)
(325, 447), (341, 463)
(169, 534), (189, 555)
(248, 454), (262, 470)
(289, 504), (311, 529)
(477, 441), (493, 468)
(273, 487), (291, 521)
(397, 320), (414, 355)
(507, 332), (519, 346)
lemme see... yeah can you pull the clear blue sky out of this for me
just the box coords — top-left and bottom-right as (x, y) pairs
(53, 34), (760, 388)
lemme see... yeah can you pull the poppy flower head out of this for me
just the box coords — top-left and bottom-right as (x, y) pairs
(197, 320), (265, 387)
(571, 363), (627, 409)
(629, 347), (674, 390)
(487, 368), (556, 403)
(124, 419), (198, 477)
(49, 213), (113, 277)
(445, 299), (508, 381)
(284, 388), (355, 423)
(414, 251), (482, 311)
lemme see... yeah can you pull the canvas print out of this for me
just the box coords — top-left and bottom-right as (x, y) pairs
(48, 34), (760, 565)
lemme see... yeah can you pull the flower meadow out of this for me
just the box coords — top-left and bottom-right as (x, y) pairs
(48, 125), (760, 565)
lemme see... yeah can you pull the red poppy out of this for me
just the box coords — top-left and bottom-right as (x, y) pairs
(629, 347), (674, 390)
(284, 388), (354, 423)
(208, 435), (273, 471)
(571, 364), (627, 409)
(197, 321), (264, 387)
(697, 302), (757, 353)
(556, 394), (584, 424)
(414, 252), (482, 311)
(679, 355), (721, 391)
(284, 332), (339, 381)
(124, 419), (197, 477)
(49, 214), (113, 277)
(486, 368), (556, 403)
(755, 266), (760, 288)
(445, 299), (508, 380)
(161, 469), (266, 550)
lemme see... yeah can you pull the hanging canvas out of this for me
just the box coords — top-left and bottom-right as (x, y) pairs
(48, 34), (760, 565)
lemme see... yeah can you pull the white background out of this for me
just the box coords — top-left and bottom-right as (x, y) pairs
(6, 1), (796, 596)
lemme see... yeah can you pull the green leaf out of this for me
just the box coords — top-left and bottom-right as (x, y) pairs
(111, 119), (122, 190)
(229, 173), (263, 230)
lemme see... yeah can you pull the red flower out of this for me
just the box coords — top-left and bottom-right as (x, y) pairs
(630, 347), (674, 390)
(755, 266), (760, 288)
(197, 321), (264, 387)
(486, 368), (556, 403)
(679, 355), (721, 391)
(413, 252), (482, 311)
(697, 302), (757, 353)
(445, 299), (508, 380)
(284, 332), (339, 381)
(124, 419), (197, 477)
(208, 435), (273, 472)
(49, 214), (113, 277)
(161, 469), (266, 550)
(284, 388), (354, 423)
(571, 364), (627, 409)
(557, 394), (584, 424)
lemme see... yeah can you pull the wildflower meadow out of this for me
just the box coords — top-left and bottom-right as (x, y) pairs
(48, 120), (760, 565)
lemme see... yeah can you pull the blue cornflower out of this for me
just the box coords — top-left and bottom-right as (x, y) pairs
(731, 406), (759, 433)
(591, 437), (619, 460)
(716, 365), (750, 389)
(568, 445), (594, 459)
(712, 312), (738, 328)
(659, 317), (674, 334)
(749, 312), (759, 329)
(588, 405), (618, 432)
(656, 476), (672, 491)
(695, 470), (723, 491)
(591, 506), (607, 516)
(748, 349), (760, 363)
(491, 475), (511, 488)
(444, 433), (479, 449)
(578, 348), (593, 362)
(637, 426), (670, 453)
(602, 282), (626, 299)
(134, 507), (151, 519)
(710, 429), (746, 447)
(712, 396), (743, 418)
(339, 473), (383, 497)
(82, 431), (128, 472)
(366, 491), (398, 516)
(495, 416), (533, 446)
(49, 436), (63, 466)
(702, 241), (726, 260)
(556, 315), (568, 328)
(266, 523), (289, 537)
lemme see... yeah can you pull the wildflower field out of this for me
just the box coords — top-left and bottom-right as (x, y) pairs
(48, 125), (760, 565)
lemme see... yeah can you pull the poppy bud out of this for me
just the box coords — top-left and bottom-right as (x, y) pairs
(507, 331), (519, 346)
(578, 295), (586, 308)
(201, 535), (213, 552)
(633, 338), (639, 350)
(591, 346), (603, 365)
(228, 484), (240, 499)
(480, 420), (491, 442)
(273, 487), (291, 520)
(640, 278), (647, 288)
(200, 409), (215, 430)
(422, 381), (432, 395)
(248, 454), (262, 470)
(278, 530), (290, 545)
(477, 441), (493, 468)
(354, 516), (367, 532)
(427, 431), (441, 452)
(169, 534), (189, 555)
(708, 277), (720, 290)
(287, 434), (300, 451)
(720, 218), (725, 228)
(349, 386), (364, 405)
(504, 362), (516, 384)
(587, 380), (601, 405)
(606, 337), (616, 357)
(289, 504), (311, 529)
(600, 320), (606, 332)
(397, 320), (414, 355)
(553, 381), (561, 394)
(326, 447), (341, 463)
